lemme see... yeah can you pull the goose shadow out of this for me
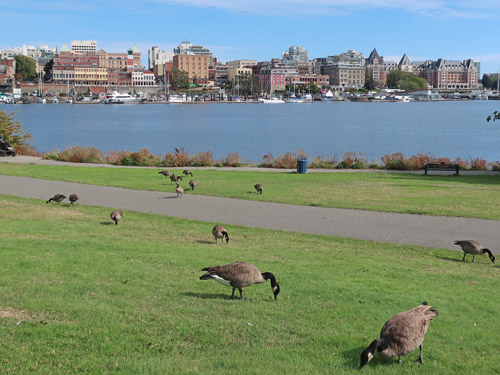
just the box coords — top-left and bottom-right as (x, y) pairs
(436, 256), (462, 263)
(161, 196), (178, 199)
(196, 240), (216, 244)
(182, 292), (231, 300)
(100, 221), (114, 226)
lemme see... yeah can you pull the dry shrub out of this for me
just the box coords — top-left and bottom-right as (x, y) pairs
(452, 158), (470, 169)
(490, 161), (500, 171)
(173, 147), (190, 167)
(381, 152), (411, 170)
(14, 143), (42, 157)
(337, 151), (366, 169)
(273, 152), (297, 169)
(224, 152), (242, 167)
(297, 149), (308, 158)
(309, 155), (338, 169)
(49, 146), (103, 163)
(409, 153), (433, 169)
(435, 157), (451, 164)
(470, 157), (488, 170)
(192, 151), (214, 167)
(259, 153), (274, 168)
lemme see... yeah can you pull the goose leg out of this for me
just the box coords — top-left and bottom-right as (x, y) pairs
(231, 288), (236, 299)
(398, 356), (402, 364)
(239, 288), (243, 300)
(417, 344), (423, 364)
(462, 253), (466, 262)
(472, 255), (475, 263)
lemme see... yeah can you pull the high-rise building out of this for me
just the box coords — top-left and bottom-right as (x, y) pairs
(148, 46), (174, 70)
(282, 46), (309, 63)
(71, 40), (97, 55)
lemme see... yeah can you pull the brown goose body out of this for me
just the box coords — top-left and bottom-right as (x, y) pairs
(158, 170), (172, 178)
(170, 174), (182, 184)
(212, 225), (229, 244)
(110, 210), (123, 226)
(199, 262), (280, 300)
(254, 184), (263, 194)
(183, 169), (193, 177)
(189, 180), (197, 190)
(47, 194), (66, 204)
(360, 303), (438, 369)
(69, 194), (79, 205)
(175, 183), (184, 197)
(454, 240), (495, 263)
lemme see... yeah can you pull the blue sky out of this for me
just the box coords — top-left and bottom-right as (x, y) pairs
(1, 0), (500, 75)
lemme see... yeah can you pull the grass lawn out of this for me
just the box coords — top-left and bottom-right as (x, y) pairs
(0, 195), (499, 374)
(1, 162), (500, 219)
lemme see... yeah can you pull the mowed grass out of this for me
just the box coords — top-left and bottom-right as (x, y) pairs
(1, 163), (500, 219)
(0, 195), (499, 374)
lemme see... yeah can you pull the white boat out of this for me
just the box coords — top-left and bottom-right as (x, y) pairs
(104, 91), (146, 104)
(259, 97), (285, 104)
(36, 97), (46, 104)
(168, 94), (187, 103)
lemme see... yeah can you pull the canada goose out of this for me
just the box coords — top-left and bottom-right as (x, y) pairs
(254, 184), (263, 194)
(199, 262), (280, 300)
(175, 183), (184, 198)
(158, 170), (173, 178)
(189, 180), (197, 190)
(69, 194), (79, 205)
(183, 169), (193, 177)
(359, 302), (438, 369)
(212, 225), (229, 244)
(454, 240), (495, 263)
(170, 174), (183, 184)
(46, 194), (66, 204)
(110, 210), (123, 226)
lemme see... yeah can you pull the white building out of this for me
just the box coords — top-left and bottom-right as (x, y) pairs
(282, 46), (309, 63)
(132, 70), (155, 86)
(71, 40), (97, 55)
(148, 46), (174, 70)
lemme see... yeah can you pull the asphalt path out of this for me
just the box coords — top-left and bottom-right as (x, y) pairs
(1, 173), (499, 254)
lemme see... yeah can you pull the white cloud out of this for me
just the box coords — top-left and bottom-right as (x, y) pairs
(149, 0), (500, 18)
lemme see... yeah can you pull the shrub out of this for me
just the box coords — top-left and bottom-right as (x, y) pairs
(452, 158), (470, 170)
(309, 155), (338, 169)
(259, 153), (275, 168)
(381, 152), (411, 170)
(14, 143), (42, 157)
(490, 161), (500, 171)
(409, 153), (433, 169)
(44, 146), (103, 163)
(273, 152), (297, 169)
(173, 147), (190, 167)
(470, 157), (488, 170)
(336, 151), (366, 169)
(191, 151), (214, 167)
(224, 152), (242, 167)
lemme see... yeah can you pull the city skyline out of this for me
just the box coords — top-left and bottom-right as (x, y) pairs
(1, 0), (500, 74)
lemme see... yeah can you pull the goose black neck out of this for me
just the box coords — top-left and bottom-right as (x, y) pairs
(261, 272), (276, 285)
(222, 231), (229, 242)
(483, 249), (495, 263)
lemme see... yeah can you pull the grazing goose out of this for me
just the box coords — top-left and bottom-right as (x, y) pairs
(254, 184), (263, 194)
(454, 240), (495, 263)
(175, 183), (184, 198)
(189, 180), (197, 191)
(170, 174), (183, 184)
(110, 210), (123, 226)
(69, 194), (79, 205)
(212, 225), (229, 244)
(46, 194), (66, 204)
(199, 262), (280, 300)
(183, 169), (193, 177)
(158, 170), (173, 178)
(359, 302), (439, 369)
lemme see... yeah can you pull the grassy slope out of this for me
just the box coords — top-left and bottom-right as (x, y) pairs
(1, 163), (500, 220)
(0, 195), (499, 374)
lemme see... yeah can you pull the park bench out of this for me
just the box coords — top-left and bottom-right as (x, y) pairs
(424, 162), (460, 175)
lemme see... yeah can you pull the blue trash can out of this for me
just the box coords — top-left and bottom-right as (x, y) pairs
(297, 157), (307, 174)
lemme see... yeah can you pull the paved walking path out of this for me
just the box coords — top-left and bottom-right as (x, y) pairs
(1, 173), (498, 254)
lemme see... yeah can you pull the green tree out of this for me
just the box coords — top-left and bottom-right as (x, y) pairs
(0, 110), (33, 147)
(232, 73), (261, 96)
(364, 74), (377, 90)
(44, 59), (54, 81)
(386, 70), (428, 90)
(14, 55), (37, 80)
(171, 68), (189, 89)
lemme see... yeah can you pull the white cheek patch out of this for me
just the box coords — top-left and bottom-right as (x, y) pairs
(211, 275), (231, 287)
(272, 286), (278, 292)
(367, 353), (374, 362)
